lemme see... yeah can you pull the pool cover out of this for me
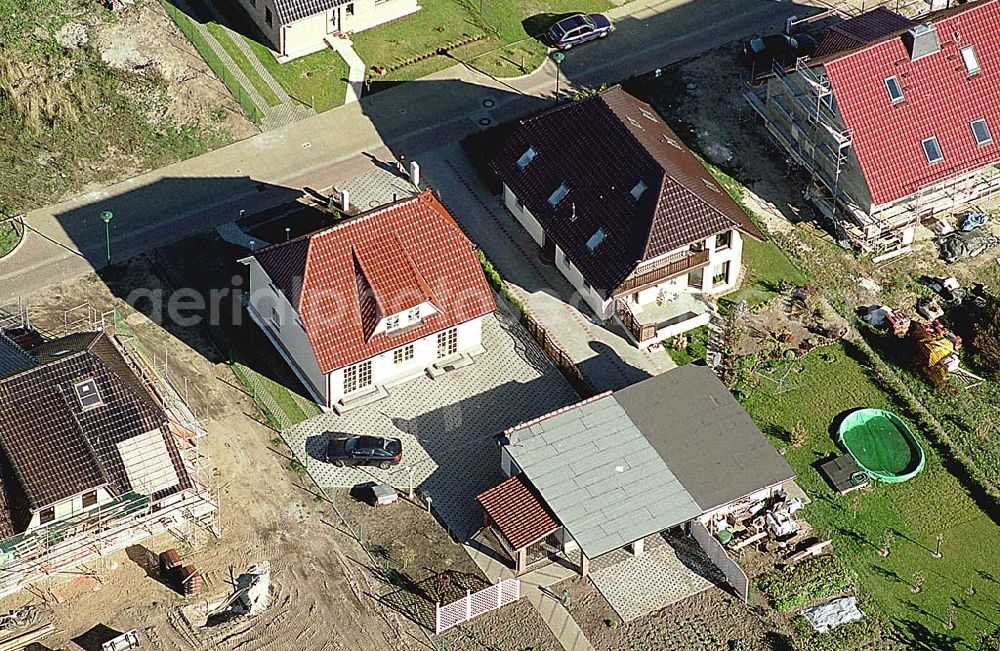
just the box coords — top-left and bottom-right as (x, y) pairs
(837, 409), (925, 483)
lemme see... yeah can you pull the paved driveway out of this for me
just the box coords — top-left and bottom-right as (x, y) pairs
(282, 311), (580, 541)
(421, 143), (675, 394)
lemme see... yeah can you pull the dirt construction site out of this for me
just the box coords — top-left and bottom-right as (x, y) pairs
(0, 252), (560, 651)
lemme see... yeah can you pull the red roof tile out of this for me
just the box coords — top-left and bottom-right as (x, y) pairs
(823, 0), (1000, 205)
(477, 474), (560, 551)
(254, 191), (496, 373)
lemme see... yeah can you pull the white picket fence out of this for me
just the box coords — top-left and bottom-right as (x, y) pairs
(435, 578), (521, 634)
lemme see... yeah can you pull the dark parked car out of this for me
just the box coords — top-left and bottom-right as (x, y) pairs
(547, 13), (613, 50)
(325, 434), (402, 469)
(742, 33), (817, 67)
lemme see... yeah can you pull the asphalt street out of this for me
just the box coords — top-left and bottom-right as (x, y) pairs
(0, 0), (822, 301)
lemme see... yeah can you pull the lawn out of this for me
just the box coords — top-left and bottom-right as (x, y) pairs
(699, 159), (808, 306)
(352, 0), (611, 81)
(230, 360), (319, 430)
(737, 343), (1000, 646)
(1, 1), (230, 216)
(248, 44), (349, 112)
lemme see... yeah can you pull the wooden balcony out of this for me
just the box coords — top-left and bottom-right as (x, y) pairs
(613, 250), (710, 297)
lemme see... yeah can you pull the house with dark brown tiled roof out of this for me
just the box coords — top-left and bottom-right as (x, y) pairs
(241, 191), (496, 411)
(491, 86), (764, 348)
(746, 0), (1000, 253)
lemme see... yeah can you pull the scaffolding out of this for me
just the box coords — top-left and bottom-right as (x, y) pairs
(0, 306), (219, 599)
(746, 60), (923, 253)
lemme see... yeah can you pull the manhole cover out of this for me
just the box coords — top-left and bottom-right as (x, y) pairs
(482, 98), (495, 108)
(479, 117), (492, 126)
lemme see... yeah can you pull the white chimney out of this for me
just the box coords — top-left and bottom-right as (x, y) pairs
(341, 189), (350, 212)
(409, 160), (420, 187)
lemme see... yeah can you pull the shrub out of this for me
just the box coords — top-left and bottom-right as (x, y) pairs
(756, 555), (854, 612)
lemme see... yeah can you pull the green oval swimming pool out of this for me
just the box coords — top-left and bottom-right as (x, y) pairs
(837, 408), (925, 483)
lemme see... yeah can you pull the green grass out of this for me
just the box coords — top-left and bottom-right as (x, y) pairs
(0, 223), (21, 258)
(665, 325), (708, 366)
(1, 1), (231, 215)
(352, 0), (610, 81)
(205, 23), (281, 107)
(738, 343), (1000, 646)
(247, 42), (349, 112)
(697, 158), (808, 306)
(230, 360), (318, 429)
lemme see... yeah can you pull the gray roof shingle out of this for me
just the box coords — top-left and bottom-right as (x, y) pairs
(0, 335), (36, 379)
(503, 365), (795, 559)
(506, 395), (701, 559)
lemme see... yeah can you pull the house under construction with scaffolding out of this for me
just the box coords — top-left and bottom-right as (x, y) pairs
(745, 1), (1000, 254)
(0, 318), (217, 598)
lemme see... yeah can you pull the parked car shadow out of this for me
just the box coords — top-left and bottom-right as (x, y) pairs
(70, 624), (126, 651)
(305, 434), (329, 463)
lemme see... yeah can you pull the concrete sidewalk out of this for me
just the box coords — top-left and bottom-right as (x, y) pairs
(0, 0), (810, 301)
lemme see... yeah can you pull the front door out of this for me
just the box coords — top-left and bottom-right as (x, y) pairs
(327, 9), (338, 34)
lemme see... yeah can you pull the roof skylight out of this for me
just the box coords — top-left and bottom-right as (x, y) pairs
(74, 379), (103, 411)
(921, 136), (944, 164)
(971, 118), (992, 146)
(630, 180), (647, 200)
(516, 146), (537, 170)
(586, 228), (606, 252)
(961, 45), (981, 76)
(548, 183), (569, 207)
(884, 76), (904, 104)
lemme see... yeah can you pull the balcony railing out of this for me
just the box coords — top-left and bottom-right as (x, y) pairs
(616, 300), (656, 343)
(614, 250), (709, 296)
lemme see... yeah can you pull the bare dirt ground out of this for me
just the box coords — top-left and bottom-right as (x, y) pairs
(563, 579), (783, 651)
(644, 44), (1000, 315)
(95, 1), (256, 139)
(4, 248), (557, 651)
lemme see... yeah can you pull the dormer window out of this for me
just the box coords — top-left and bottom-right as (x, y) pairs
(548, 183), (569, 207)
(630, 180), (647, 200)
(586, 228), (605, 252)
(884, 76), (904, 104)
(74, 379), (103, 411)
(921, 136), (944, 164)
(961, 45), (980, 76)
(971, 118), (992, 146)
(516, 147), (537, 170)
(385, 314), (401, 330)
(406, 306), (420, 323)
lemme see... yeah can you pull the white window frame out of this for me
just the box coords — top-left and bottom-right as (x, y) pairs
(884, 76), (904, 104)
(711, 261), (730, 287)
(437, 328), (458, 359)
(82, 491), (98, 509)
(385, 314), (400, 330)
(344, 360), (373, 395)
(960, 45), (980, 76)
(393, 344), (415, 366)
(921, 136), (944, 164)
(406, 307), (420, 323)
(715, 230), (732, 250)
(971, 118), (992, 146)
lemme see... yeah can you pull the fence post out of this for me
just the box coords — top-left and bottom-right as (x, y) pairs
(465, 589), (472, 621)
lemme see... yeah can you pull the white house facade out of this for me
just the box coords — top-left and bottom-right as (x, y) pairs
(234, 0), (421, 60)
(492, 87), (764, 349)
(242, 191), (496, 412)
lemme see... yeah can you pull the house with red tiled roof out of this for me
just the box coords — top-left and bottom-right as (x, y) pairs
(746, 0), (1000, 253)
(491, 86), (764, 348)
(240, 191), (496, 411)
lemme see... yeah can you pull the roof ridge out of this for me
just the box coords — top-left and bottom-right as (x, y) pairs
(391, 232), (435, 305)
(503, 390), (613, 436)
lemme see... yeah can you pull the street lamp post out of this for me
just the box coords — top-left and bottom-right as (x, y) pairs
(551, 51), (565, 98)
(100, 211), (114, 265)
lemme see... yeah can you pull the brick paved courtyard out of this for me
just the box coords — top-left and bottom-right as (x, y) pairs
(283, 310), (580, 541)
